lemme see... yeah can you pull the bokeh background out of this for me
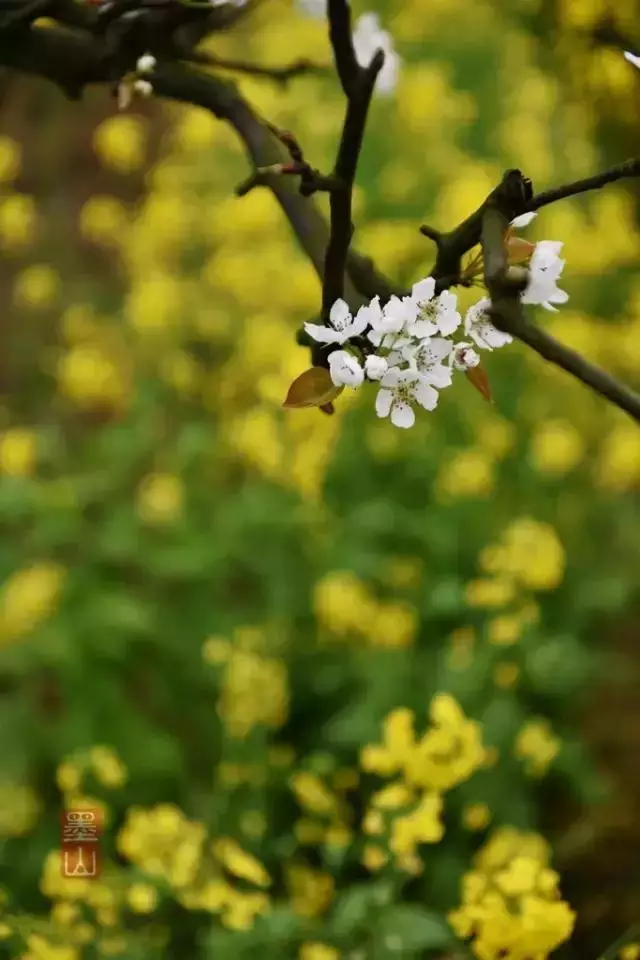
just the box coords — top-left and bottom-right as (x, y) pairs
(0, 0), (639, 957)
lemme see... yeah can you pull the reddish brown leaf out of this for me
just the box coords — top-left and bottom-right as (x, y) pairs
(282, 367), (344, 409)
(465, 365), (493, 403)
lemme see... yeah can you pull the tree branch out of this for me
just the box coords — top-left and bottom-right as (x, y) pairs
(481, 204), (640, 425)
(322, 0), (383, 316)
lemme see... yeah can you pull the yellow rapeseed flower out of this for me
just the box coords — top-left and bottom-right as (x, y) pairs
(0, 562), (65, 644)
(286, 864), (334, 918)
(93, 116), (147, 174)
(0, 193), (37, 249)
(89, 746), (128, 789)
(0, 136), (20, 181)
(529, 419), (585, 474)
(465, 578), (516, 609)
(136, 473), (183, 525)
(213, 838), (271, 887)
(299, 943), (341, 960)
(462, 802), (492, 831)
(435, 449), (494, 500)
(514, 719), (560, 777)
(0, 428), (37, 476)
(127, 882), (158, 914)
(14, 263), (61, 308)
(0, 782), (41, 835)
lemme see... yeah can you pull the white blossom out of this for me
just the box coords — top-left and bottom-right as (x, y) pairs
(403, 336), (453, 388)
(136, 53), (156, 75)
(624, 51), (640, 69)
(375, 367), (439, 429)
(304, 298), (369, 345)
(367, 295), (418, 347)
(464, 298), (513, 350)
(450, 341), (481, 371)
(521, 240), (569, 312)
(352, 13), (400, 95)
(364, 354), (389, 381)
(406, 277), (461, 338)
(328, 349), (364, 387)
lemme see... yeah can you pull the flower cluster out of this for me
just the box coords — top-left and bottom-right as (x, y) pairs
(448, 827), (575, 960)
(359, 695), (486, 873)
(303, 214), (567, 427)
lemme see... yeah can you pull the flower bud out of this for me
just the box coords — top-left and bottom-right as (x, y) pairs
(364, 354), (389, 380)
(136, 54), (157, 75)
(452, 342), (480, 371)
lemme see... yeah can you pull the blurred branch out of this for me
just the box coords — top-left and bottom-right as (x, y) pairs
(197, 53), (326, 84)
(481, 203), (640, 425)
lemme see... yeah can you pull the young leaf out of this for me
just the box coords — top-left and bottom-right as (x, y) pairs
(282, 368), (344, 409)
(506, 235), (535, 265)
(465, 364), (492, 403)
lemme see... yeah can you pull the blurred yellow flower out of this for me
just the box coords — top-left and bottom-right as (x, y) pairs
(365, 601), (417, 648)
(57, 345), (128, 410)
(14, 264), (61, 308)
(482, 519), (565, 592)
(0, 193), (37, 249)
(127, 882), (158, 914)
(202, 635), (230, 664)
(137, 473), (184, 525)
(117, 803), (205, 889)
(620, 945), (640, 960)
(362, 843), (388, 872)
(89, 746), (128, 789)
(493, 662), (520, 690)
(299, 943), (340, 960)
(435, 449), (494, 500)
(286, 864), (334, 918)
(23, 933), (78, 960)
(0, 782), (41, 836)
(0, 136), (20, 181)
(213, 838), (271, 887)
(595, 422), (640, 491)
(0, 428), (37, 476)
(93, 116), (147, 174)
(219, 648), (288, 738)
(462, 802), (492, 831)
(79, 195), (130, 246)
(313, 571), (376, 637)
(449, 827), (574, 960)
(465, 577), (516, 609)
(0, 562), (65, 644)
(290, 772), (337, 817)
(529, 419), (585, 474)
(514, 718), (560, 777)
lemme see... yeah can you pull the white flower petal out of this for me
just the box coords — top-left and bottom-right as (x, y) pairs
(329, 298), (351, 331)
(624, 51), (640, 69)
(329, 349), (364, 387)
(390, 402), (415, 429)
(412, 381), (439, 411)
(303, 321), (343, 344)
(510, 211), (537, 228)
(411, 276), (436, 305)
(375, 387), (393, 419)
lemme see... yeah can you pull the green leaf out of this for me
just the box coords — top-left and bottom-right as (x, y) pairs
(376, 905), (456, 952)
(332, 881), (394, 935)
